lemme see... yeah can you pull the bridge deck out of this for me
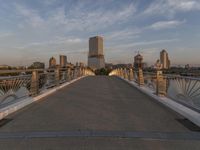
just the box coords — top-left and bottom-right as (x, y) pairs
(0, 76), (200, 149)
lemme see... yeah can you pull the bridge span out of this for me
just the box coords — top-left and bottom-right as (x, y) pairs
(0, 76), (200, 149)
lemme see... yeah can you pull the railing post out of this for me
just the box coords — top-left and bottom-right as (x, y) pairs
(123, 68), (125, 78)
(120, 68), (123, 78)
(30, 70), (39, 96)
(115, 69), (118, 76)
(55, 67), (60, 86)
(81, 68), (83, 77)
(72, 69), (75, 79)
(66, 68), (70, 81)
(156, 71), (167, 96)
(79, 67), (82, 77)
(70, 68), (73, 80)
(60, 69), (65, 82)
(76, 67), (79, 77)
(75, 68), (77, 78)
(115, 69), (117, 76)
(119, 69), (121, 77)
(74, 68), (77, 79)
(129, 68), (134, 81)
(124, 68), (128, 80)
(63, 69), (67, 81)
(65, 68), (68, 81)
(82, 68), (85, 76)
(83, 68), (85, 76)
(79, 68), (81, 77)
(137, 68), (144, 86)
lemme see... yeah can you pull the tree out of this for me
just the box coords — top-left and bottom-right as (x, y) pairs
(95, 68), (110, 75)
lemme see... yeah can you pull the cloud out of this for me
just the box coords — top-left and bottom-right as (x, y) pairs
(15, 37), (84, 49)
(105, 28), (142, 42)
(131, 38), (179, 46)
(0, 32), (13, 38)
(142, 0), (200, 17)
(167, 0), (200, 11)
(149, 20), (185, 30)
(49, 3), (137, 32)
(13, 1), (137, 31)
(0, 0), (199, 65)
(41, 0), (57, 6)
(109, 38), (179, 50)
(14, 3), (45, 28)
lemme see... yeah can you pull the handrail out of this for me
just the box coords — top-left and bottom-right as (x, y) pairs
(0, 67), (95, 108)
(110, 68), (200, 111)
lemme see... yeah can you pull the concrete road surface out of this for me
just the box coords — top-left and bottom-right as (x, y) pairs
(0, 76), (200, 150)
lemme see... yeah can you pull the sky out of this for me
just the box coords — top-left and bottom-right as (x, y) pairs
(0, 0), (200, 67)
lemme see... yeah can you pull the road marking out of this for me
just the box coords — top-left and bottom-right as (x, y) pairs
(0, 130), (200, 140)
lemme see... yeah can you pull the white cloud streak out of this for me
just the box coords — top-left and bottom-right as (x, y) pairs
(150, 20), (185, 30)
(105, 28), (142, 42)
(107, 39), (179, 52)
(0, 32), (13, 38)
(15, 37), (84, 49)
(143, 0), (200, 17)
(167, 0), (200, 11)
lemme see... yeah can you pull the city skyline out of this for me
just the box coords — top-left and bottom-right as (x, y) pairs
(0, 0), (200, 66)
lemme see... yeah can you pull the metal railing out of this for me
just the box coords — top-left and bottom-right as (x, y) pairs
(0, 67), (94, 108)
(165, 75), (200, 111)
(110, 68), (200, 111)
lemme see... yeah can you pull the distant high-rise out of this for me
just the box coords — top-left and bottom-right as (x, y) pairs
(160, 50), (170, 69)
(88, 36), (105, 70)
(49, 57), (56, 68)
(60, 55), (67, 68)
(134, 53), (143, 69)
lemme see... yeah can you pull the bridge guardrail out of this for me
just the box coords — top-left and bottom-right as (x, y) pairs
(0, 67), (94, 108)
(110, 68), (200, 112)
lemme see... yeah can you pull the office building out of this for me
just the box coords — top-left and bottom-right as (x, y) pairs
(88, 36), (105, 70)
(160, 50), (170, 69)
(60, 55), (67, 68)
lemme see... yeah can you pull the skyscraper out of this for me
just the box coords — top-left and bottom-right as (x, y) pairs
(60, 55), (67, 68)
(88, 36), (105, 70)
(160, 50), (170, 69)
(49, 57), (56, 68)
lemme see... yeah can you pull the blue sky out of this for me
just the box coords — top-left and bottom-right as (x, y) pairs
(0, 0), (200, 66)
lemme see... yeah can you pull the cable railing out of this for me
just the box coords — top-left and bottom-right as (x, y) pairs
(0, 67), (94, 108)
(110, 68), (200, 111)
